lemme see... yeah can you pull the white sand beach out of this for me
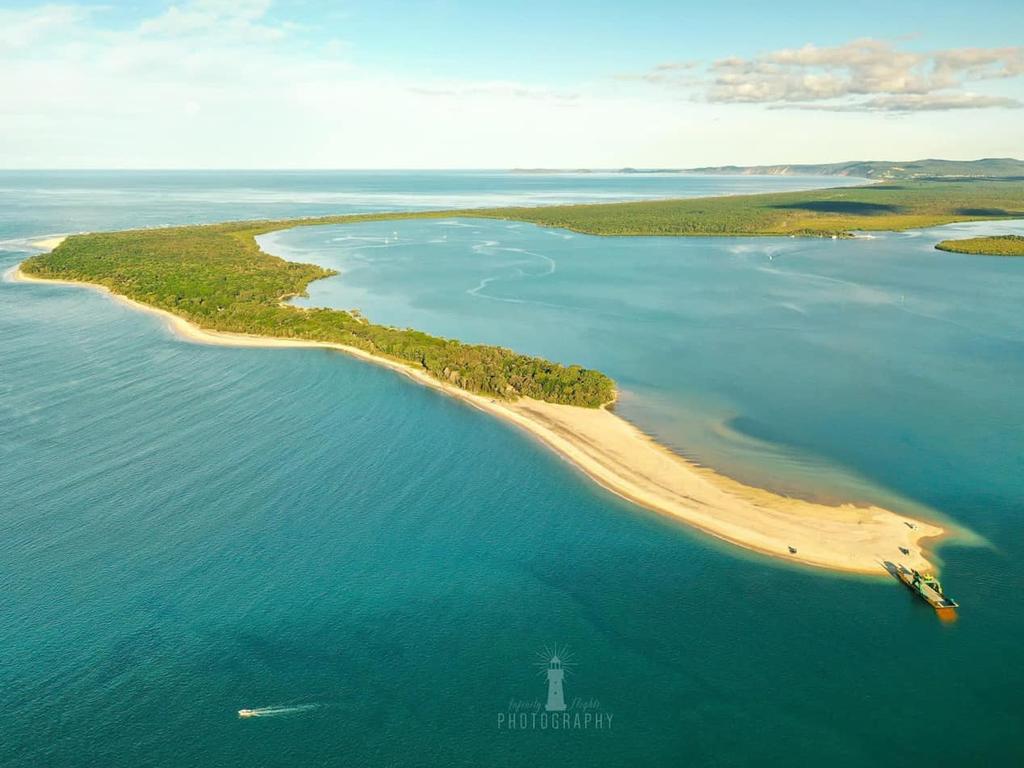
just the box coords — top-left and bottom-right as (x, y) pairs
(12, 266), (945, 575)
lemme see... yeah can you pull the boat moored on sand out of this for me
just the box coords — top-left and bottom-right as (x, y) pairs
(890, 563), (959, 620)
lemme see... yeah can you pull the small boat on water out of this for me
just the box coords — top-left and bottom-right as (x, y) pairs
(237, 703), (319, 718)
(892, 563), (958, 619)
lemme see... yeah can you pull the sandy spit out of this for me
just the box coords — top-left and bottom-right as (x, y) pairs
(11, 266), (945, 575)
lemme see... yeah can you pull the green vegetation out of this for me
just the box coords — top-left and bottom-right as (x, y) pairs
(685, 157), (1024, 180)
(21, 177), (1023, 407)
(467, 179), (1024, 237)
(934, 234), (1024, 256)
(21, 217), (615, 407)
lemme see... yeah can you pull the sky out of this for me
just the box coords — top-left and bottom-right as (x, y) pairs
(1, 0), (1022, 168)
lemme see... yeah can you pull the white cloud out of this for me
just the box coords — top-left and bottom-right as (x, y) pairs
(0, 3), (91, 48)
(0, 6), (1021, 167)
(407, 82), (579, 101)
(0, 1), (674, 168)
(784, 92), (1022, 112)
(635, 39), (1024, 112)
(138, 0), (289, 41)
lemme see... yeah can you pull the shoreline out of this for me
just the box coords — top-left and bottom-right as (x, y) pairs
(11, 260), (947, 575)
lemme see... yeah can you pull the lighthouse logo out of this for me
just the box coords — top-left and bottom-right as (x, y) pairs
(537, 644), (572, 712)
(496, 644), (614, 731)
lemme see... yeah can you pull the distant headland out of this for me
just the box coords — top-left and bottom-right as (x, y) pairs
(511, 157), (1024, 181)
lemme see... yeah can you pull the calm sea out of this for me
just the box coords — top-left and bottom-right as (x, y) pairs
(1, 172), (1021, 767)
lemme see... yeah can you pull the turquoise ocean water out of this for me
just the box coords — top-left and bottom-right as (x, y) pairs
(1, 172), (1022, 766)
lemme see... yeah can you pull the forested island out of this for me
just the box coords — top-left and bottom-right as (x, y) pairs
(935, 234), (1024, 256)
(20, 177), (1023, 410)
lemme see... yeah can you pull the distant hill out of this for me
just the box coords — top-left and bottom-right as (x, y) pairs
(510, 159), (1024, 179)
(682, 158), (1024, 180)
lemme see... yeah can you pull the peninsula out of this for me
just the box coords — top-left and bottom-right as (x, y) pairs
(22, 173), (1019, 575)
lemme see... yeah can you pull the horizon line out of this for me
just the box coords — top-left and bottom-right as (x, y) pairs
(0, 157), (1018, 173)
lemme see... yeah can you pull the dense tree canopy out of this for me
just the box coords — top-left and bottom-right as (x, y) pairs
(935, 234), (1024, 257)
(23, 221), (615, 408)
(470, 179), (1024, 237)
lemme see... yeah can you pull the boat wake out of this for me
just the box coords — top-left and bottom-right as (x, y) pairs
(466, 242), (560, 307)
(238, 703), (320, 719)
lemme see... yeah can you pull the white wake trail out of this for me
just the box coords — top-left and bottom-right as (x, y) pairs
(465, 241), (562, 308)
(238, 703), (320, 719)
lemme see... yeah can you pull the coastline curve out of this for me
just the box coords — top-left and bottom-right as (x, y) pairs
(11, 262), (947, 575)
